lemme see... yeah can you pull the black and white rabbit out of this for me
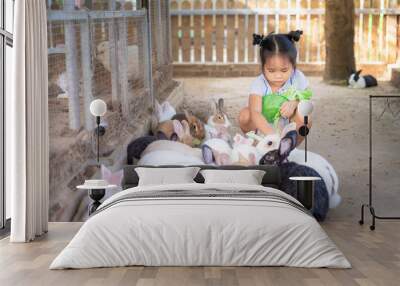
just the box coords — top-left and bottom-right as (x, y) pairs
(259, 130), (329, 221)
(348, 69), (378, 88)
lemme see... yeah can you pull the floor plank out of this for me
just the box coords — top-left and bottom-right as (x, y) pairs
(0, 221), (399, 286)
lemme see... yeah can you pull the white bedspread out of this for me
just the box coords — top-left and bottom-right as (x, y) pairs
(50, 183), (350, 269)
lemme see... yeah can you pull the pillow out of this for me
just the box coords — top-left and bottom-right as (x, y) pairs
(200, 169), (265, 185)
(135, 167), (200, 186)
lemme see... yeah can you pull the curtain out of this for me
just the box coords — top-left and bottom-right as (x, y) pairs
(8, 0), (49, 242)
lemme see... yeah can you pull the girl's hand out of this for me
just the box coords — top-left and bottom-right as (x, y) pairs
(280, 100), (298, 119)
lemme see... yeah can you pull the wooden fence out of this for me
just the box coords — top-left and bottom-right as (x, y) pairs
(170, 0), (400, 71)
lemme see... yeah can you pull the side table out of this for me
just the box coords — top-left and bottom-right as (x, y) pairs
(289, 176), (321, 210)
(77, 182), (117, 215)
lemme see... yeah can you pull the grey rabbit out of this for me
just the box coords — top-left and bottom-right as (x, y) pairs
(259, 130), (329, 221)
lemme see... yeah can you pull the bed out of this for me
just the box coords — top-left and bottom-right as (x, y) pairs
(50, 165), (350, 269)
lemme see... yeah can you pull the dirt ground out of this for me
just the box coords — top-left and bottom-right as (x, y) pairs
(178, 77), (400, 222)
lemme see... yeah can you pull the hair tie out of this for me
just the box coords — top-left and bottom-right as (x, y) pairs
(287, 30), (303, 42)
(252, 34), (264, 46)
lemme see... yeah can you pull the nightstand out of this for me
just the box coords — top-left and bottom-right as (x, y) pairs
(77, 180), (117, 215)
(289, 176), (321, 210)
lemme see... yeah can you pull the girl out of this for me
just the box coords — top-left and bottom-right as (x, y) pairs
(238, 30), (312, 145)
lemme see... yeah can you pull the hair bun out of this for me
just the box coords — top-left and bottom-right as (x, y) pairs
(253, 33), (264, 46)
(287, 30), (303, 42)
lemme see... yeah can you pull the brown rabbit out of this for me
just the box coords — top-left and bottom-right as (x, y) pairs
(154, 120), (175, 139)
(172, 110), (205, 141)
(170, 120), (196, 147)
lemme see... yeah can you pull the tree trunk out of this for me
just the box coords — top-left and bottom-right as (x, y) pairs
(324, 0), (356, 84)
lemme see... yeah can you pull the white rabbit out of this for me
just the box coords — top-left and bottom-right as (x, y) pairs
(231, 134), (260, 165)
(201, 138), (233, 165)
(247, 122), (297, 156)
(155, 99), (176, 122)
(138, 150), (204, 166)
(204, 124), (231, 142)
(141, 140), (202, 159)
(288, 148), (341, 209)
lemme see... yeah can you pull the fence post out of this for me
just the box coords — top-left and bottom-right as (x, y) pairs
(109, 0), (120, 110)
(64, 0), (81, 130)
(143, 6), (154, 108)
(118, 0), (130, 118)
(80, 15), (95, 131)
(397, 15), (400, 64)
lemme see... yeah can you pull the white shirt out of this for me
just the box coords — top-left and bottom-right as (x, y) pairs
(250, 69), (309, 96)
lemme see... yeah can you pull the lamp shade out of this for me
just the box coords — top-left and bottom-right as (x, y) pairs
(298, 100), (314, 117)
(90, 99), (107, 117)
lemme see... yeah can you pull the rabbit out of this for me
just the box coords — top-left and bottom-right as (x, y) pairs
(126, 132), (169, 164)
(172, 110), (206, 142)
(231, 134), (260, 165)
(259, 129), (329, 221)
(201, 138), (233, 165)
(207, 98), (231, 128)
(101, 164), (124, 187)
(170, 120), (199, 147)
(288, 148), (341, 209)
(348, 69), (378, 88)
(204, 124), (232, 143)
(139, 136), (204, 166)
(138, 149), (204, 166)
(141, 139), (203, 159)
(155, 99), (176, 122)
(247, 122), (297, 156)
(205, 98), (232, 142)
(152, 120), (175, 140)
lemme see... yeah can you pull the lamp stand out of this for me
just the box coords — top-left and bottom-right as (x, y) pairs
(93, 116), (106, 167)
(298, 115), (309, 163)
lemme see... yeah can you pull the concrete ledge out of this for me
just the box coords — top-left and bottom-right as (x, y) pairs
(173, 63), (390, 78)
(391, 68), (400, 88)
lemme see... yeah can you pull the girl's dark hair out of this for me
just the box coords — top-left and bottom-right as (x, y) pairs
(253, 30), (303, 69)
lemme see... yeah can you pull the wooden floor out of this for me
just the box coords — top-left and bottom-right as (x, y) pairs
(0, 221), (399, 286)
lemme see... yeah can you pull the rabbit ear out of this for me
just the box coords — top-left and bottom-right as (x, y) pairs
(154, 99), (161, 113)
(170, 132), (179, 141)
(210, 99), (218, 113)
(202, 145), (214, 164)
(218, 98), (224, 112)
(280, 122), (297, 139)
(278, 138), (293, 160)
(172, 120), (184, 138)
(181, 120), (191, 136)
(278, 130), (297, 160)
(161, 101), (171, 112)
(356, 70), (362, 76)
(184, 109), (191, 121)
(101, 164), (111, 178)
